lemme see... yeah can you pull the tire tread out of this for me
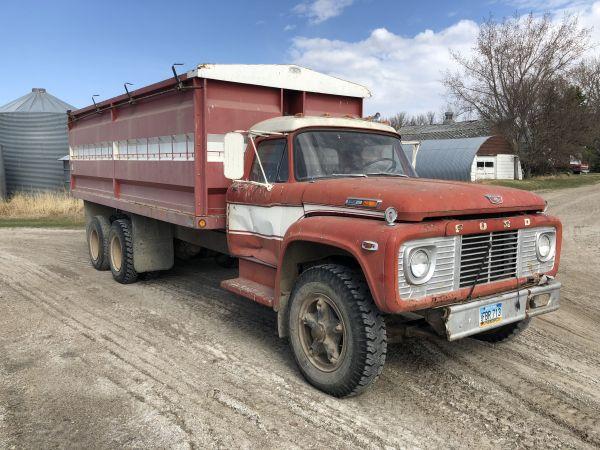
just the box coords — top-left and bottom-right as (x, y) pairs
(109, 219), (138, 284)
(289, 263), (387, 397)
(86, 215), (110, 271)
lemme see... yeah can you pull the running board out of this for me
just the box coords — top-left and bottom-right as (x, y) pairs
(221, 278), (274, 307)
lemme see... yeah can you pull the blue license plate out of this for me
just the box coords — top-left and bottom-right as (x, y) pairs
(479, 303), (502, 327)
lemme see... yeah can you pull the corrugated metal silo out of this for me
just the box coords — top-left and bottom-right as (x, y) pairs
(0, 144), (6, 200)
(0, 88), (75, 194)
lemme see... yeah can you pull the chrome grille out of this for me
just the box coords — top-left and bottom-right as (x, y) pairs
(459, 231), (518, 288)
(398, 226), (556, 300)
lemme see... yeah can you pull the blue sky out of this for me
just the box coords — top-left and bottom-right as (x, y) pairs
(1, 0), (598, 116)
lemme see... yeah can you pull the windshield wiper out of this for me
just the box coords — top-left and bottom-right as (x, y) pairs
(365, 172), (409, 178)
(329, 173), (368, 178)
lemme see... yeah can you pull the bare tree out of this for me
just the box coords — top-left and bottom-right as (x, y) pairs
(386, 111), (437, 130)
(388, 112), (408, 130)
(573, 58), (600, 113)
(426, 111), (436, 125)
(444, 13), (590, 173)
(529, 79), (590, 172)
(573, 58), (600, 171)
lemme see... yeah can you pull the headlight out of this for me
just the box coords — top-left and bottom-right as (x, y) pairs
(410, 249), (430, 278)
(536, 232), (555, 262)
(404, 246), (436, 285)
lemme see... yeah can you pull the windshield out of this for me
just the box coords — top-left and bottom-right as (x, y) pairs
(294, 130), (417, 181)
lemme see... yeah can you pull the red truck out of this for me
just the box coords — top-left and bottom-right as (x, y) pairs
(69, 64), (562, 397)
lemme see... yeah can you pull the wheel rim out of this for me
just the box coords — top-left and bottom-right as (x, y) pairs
(89, 229), (100, 261)
(110, 235), (122, 272)
(298, 292), (346, 372)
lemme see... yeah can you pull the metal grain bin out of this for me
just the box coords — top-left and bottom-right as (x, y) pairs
(58, 155), (70, 190)
(0, 144), (6, 200)
(0, 88), (75, 194)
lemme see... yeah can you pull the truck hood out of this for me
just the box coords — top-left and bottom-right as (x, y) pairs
(301, 177), (546, 222)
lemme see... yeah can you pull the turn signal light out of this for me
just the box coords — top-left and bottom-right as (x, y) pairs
(362, 200), (379, 208)
(198, 219), (207, 228)
(345, 198), (381, 208)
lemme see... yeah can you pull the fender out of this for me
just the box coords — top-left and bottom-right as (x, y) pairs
(274, 215), (399, 313)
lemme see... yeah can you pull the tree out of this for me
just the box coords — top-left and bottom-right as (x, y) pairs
(388, 112), (408, 130)
(386, 111), (437, 130)
(444, 13), (591, 174)
(573, 59), (600, 171)
(407, 112), (436, 126)
(528, 79), (590, 173)
(426, 111), (436, 125)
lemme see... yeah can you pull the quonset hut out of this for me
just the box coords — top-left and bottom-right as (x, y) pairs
(400, 114), (523, 182)
(0, 88), (75, 194)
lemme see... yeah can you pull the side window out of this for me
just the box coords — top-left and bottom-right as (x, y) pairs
(250, 139), (289, 183)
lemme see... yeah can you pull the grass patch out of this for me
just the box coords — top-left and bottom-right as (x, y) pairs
(0, 191), (85, 228)
(0, 217), (84, 228)
(480, 173), (600, 191)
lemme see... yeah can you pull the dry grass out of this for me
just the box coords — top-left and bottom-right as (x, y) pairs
(0, 191), (84, 227)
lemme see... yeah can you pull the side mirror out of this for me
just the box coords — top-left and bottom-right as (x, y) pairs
(223, 132), (245, 180)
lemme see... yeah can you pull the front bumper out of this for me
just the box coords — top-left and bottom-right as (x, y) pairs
(437, 278), (561, 341)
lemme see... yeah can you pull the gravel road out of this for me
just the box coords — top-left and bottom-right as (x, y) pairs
(1, 184), (599, 449)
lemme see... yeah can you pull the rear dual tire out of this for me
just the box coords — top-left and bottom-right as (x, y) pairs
(86, 216), (111, 271)
(107, 219), (138, 284)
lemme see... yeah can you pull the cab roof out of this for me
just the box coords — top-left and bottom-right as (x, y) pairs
(250, 116), (398, 134)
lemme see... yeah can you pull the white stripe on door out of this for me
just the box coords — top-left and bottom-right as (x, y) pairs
(227, 203), (385, 240)
(227, 204), (305, 239)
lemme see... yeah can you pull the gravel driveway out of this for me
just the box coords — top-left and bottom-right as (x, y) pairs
(1, 184), (599, 449)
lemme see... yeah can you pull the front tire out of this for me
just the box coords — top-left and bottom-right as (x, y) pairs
(86, 216), (110, 270)
(288, 264), (387, 397)
(108, 219), (138, 284)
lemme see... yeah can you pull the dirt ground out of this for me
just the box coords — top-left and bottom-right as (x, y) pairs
(0, 184), (599, 449)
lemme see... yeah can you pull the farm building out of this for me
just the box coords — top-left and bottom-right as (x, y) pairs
(400, 114), (523, 181)
(0, 88), (75, 194)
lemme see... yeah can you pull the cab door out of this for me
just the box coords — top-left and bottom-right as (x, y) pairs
(226, 137), (303, 266)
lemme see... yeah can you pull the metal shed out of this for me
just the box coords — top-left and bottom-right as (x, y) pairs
(401, 136), (523, 182)
(0, 88), (75, 194)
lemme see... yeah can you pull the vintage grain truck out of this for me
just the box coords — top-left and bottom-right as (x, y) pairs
(69, 64), (562, 396)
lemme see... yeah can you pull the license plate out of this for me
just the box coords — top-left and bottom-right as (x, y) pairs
(479, 303), (502, 327)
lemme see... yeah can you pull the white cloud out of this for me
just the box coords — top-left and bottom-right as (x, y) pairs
(293, 0), (353, 24)
(289, 1), (600, 117)
(289, 21), (479, 116)
(569, 1), (600, 48)
(284, 24), (297, 31)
